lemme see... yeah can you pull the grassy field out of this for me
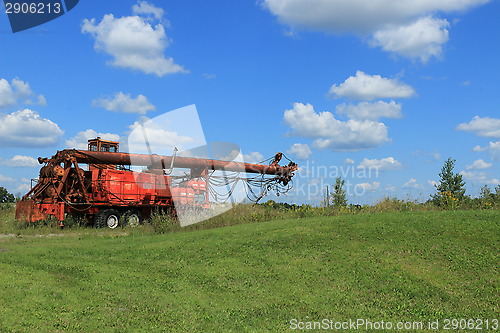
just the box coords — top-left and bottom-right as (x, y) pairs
(0, 209), (498, 332)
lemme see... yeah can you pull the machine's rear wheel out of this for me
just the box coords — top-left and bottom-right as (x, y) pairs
(95, 209), (121, 229)
(121, 210), (143, 227)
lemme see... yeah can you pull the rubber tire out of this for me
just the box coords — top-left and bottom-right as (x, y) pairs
(121, 210), (143, 227)
(95, 209), (121, 229)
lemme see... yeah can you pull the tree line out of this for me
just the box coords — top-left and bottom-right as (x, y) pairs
(325, 158), (500, 209)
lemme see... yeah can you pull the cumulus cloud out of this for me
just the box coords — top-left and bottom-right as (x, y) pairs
(82, 1), (186, 76)
(402, 178), (420, 188)
(371, 16), (449, 63)
(0, 155), (39, 167)
(429, 152), (441, 161)
(287, 143), (312, 160)
(0, 174), (15, 183)
(466, 159), (492, 170)
(243, 152), (265, 164)
(459, 170), (499, 185)
(460, 170), (488, 181)
(329, 71), (416, 100)
(336, 100), (402, 120)
(356, 181), (380, 191)
(128, 119), (194, 153)
(385, 185), (397, 192)
(65, 129), (121, 150)
(262, 0), (489, 61)
(132, 0), (165, 22)
(0, 78), (46, 108)
(488, 179), (500, 185)
(344, 158), (355, 164)
(357, 157), (402, 171)
(93, 92), (156, 114)
(456, 116), (500, 138)
(283, 103), (390, 151)
(473, 141), (500, 161)
(14, 183), (31, 194)
(262, 0), (487, 34)
(0, 109), (63, 147)
(428, 180), (439, 187)
(0, 80), (15, 108)
(213, 150), (263, 163)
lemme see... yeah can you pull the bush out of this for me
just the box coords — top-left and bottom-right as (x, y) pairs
(148, 210), (181, 233)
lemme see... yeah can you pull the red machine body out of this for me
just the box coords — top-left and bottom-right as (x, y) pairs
(15, 138), (297, 228)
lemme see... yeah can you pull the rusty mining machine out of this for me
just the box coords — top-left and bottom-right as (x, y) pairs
(16, 138), (298, 228)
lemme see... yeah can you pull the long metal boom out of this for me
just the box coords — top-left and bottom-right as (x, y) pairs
(66, 150), (297, 175)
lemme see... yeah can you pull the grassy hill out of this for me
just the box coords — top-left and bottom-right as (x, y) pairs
(0, 210), (498, 332)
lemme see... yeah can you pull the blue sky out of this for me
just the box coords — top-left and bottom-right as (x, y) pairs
(0, 0), (499, 204)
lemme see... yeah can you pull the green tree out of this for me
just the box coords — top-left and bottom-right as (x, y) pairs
(332, 177), (348, 208)
(478, 185), (494, 208)
(431, 158), (466, 207)
(0, 187), (15, 203)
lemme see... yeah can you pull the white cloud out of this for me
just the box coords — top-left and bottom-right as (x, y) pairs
(213, 150), (264, 164)
(357, 157), (402, 171)
(460, 170), (499, 185)
(66, 129), (121, 150)
(0, 109), (63, 147)
(370, 16), (449, 63)
(336, 100), (402, 120)
(0, 174), (15, 183)
(466, 159), (492, 170)
(287, 143), (312, 160)
(429, 152), (441, 161)
(460, 170), (487, 181)
(82, 2), (186, 77)
(262, 0), (488, 34)
(0, 78), (46, 108)
(456, 116), (500, 138)
(403, 178), (420, 188)
(344, 158), (355, 164)
(0, 155), (39, 167)
(427, 180), (439, 187)
(37, 95), (47, 106)
(11, 78), (33, 99)
(128, 120), (194, 153)
(14, 183), (31, 194)
(0, 79), (16, 108)
(283, 103), (390, 151)
(385, 185), (397, 192)
(356, 181), (380, 191)
(93, 92), (156, 114)
(329, 71), (416, 100)
(132, 0), (165, 22)
(243, 152), (265, 164)
(473, 141), (500, 161)
(263, 0), (489, 61)
(412, 150), (442, 162)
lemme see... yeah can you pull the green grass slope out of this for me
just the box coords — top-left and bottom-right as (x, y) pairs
(0, 210), (498, 332)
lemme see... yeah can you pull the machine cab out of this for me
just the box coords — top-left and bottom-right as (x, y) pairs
(88, 137), (119, 153)
(87, 137), (120, 170)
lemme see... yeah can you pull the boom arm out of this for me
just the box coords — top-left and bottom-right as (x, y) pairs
(60, 150), (298, 176)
